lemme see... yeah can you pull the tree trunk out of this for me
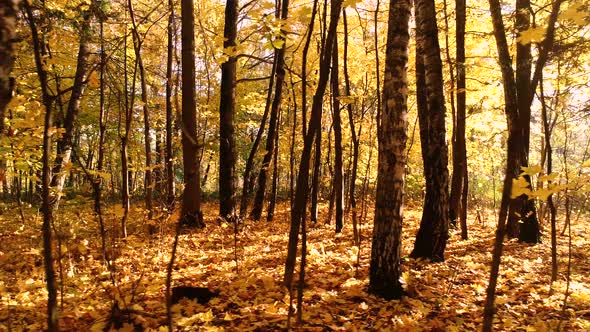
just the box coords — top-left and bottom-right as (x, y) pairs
(239, 57), (276, 217)
(284, 0), (343, 287)
(24, 2), (59, 329)
(250, 0), (290, 220)
(455, 0), (468, 239)
(342, 10), (360, 244)
(310, 122), (322, 223)
(0, 0), (18, 135)
(165, 0), (176, 208)
(180, 0), (204, 228)
(331, 33), (344, 233)
(448, 0), (468, 238)
(128, 0), (153, 219)
(539, 75), (557, 282)
(410, 0), (450, 262)
(267, 110), (281, 222)
(219, 0), (238, 220)
(368, 0), (411, 300)
(50, 8), (92, 204)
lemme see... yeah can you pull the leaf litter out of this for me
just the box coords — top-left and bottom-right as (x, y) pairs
(0, 201), (589, 331)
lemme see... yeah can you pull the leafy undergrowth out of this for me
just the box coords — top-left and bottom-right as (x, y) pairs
(0, 200), (589, 331)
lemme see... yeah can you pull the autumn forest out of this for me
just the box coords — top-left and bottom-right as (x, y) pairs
(0, 0), (589, 330)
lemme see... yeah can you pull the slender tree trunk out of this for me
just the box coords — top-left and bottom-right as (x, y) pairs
(219, 0), (239, 220)
(25, 2), (59, 329)
(180, 0), (204, 228)
(267, 110), (281, 222)
(165, 0), (176, 208)
(411, 0), (450, 262)
(50, 9), (92, 205)
(342, 10), (360, 244)
(482, 0), (564, 328)
(128, 0), (153, 219)
(331, 33), (344, 233)
(284, 0), (344, 287)
(250, 0), (290, 220)
(455, 0), (468, 239)
(539, 75), (557, 282)
(0, 0), (18, 135)
(448, 0), (468, 237)
(239, 58), (276, 217)
(310, 119), (322, 222)
(369, 0), (411, 300)
(300, 0), (319, 138)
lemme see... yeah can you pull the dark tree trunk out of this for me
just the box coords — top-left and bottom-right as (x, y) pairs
(482, 0), (563, 329)
(284, 0), (343, 287)
(539, 75), (557, 282)
(331, 33), (344, 233)
(267, 110), (281, 222)
(50, 8), (92, 203)
(239, 57), (276, 217)
(456, 0), (468, 239)
(180, 0), (204, 228)
(0, 0), (18, 135)
(310, 121), (322, 223)
(342, 10), (360, 244)
(368, 0), (411, 300)
(128, 0), (153, 219)
(250, 0), (289, 221)
(165, 0), (176, 208)
(449, 0), (468, 239)
(219, 0), (238, 220)
(410, 0), (450, 262)
(25, 2), (59, 329)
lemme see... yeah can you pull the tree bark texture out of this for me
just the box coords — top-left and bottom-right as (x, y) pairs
(25, 2), (59, 329)
(165, 0), (176, 208)
(331, 33), (344, 233)
(449, 0), (468, 239)
(219, 0), (239, 220)
(0, 0), (18, 134)
(180, 0), (203, 227)
(411, 0), (450, 262)
(368, 0), (411, 300)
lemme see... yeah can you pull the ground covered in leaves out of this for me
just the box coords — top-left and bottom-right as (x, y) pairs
(1, 199), (589, 331)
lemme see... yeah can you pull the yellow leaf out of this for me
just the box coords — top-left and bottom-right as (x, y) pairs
(516, 26), (545, 45)
(511, 177), (532, 199)
(520, 165), (543, 176)
(537, 173), (558, 182)
(559, 3), (588, 26)
(90, 321), (107, 332)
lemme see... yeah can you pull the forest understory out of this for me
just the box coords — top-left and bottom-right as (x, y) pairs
(1, 200), (588, 331)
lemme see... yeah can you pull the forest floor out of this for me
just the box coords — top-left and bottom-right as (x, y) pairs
(0, 199), (589, 331)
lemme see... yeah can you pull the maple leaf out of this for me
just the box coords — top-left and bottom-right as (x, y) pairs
(516, 26), (546, 45)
